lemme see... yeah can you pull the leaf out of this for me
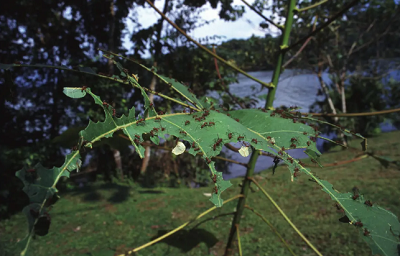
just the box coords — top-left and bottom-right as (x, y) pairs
(238, 146), (250, 157)
(63, 87), (87, 99)
(172, 142), (186, 155)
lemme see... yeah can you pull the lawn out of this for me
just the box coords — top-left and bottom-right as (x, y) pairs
(1, 131), (399, 256)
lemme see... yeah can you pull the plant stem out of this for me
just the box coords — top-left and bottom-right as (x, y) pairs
(144, 0), (274, 89)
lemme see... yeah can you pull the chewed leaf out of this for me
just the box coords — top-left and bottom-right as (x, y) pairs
(63, 87), (87, 98)
(172, 141), (186, 155)
(239, 146), (250, 157)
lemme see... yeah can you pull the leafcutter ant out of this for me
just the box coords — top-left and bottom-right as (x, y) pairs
(234, 118), (240, 122)
(201, 123), (207, 129)
(112, 109), (116, 117)
(155, 117), (161, 122)
(251, 139), (259, 144)
(192, 142), (196, 148)
(214, 186), (218, 194)
(287, 157), (293, 163)
(291, 138), (297, 142)
(352, 194), (359, 200)
(298, 160), (305, 167)
(135, 134), (140, 139)
(179, 130), (187, 136)
(134, 139), (140, 145)
(81, 86), (88, 92)
(216, 138), (223, 146)
(213, 144), (217, 151)
(153, 127), (159, 132)
(294, 167), (299, 172)
(228, 133), (233, 139)
(185, 120), (190, 125)
(294, 171), (300, 177)
(158, 111), (164, 115)
(267, 136), (271, 140)
(194, 147), (200, 151)
(270, 113), (276, 117)
(363, 229), (370, 236)
(150, 131), (154, 137)
(293, 119), (297, 123)
(212, 174), (217, 183)
(237, 136), (244, 141)
(290, 143), (296, 148)
(161, 127), (166, 131)
(208, 122), (215, 126)
(278, 151), (283, 156)
(364, 200), (373, 207)
(307, 141), (311, 146)
(281, 146), (285, 151)
(206, 157), (211, 164)
(102, 100), (110, 109)
(354, 221), (363, 228)
(303, 132), (307, 135)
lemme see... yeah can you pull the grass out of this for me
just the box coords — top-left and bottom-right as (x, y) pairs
(1, 131), (400, 256)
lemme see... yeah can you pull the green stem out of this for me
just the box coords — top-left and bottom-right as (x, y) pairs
(265, 0), (297, 109)
(223, 150), (260, 256)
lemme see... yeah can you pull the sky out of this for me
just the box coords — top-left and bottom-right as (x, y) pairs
(123, 0), (279, 58)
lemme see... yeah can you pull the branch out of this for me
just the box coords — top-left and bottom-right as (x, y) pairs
(297, 0), (329, 12)
(283, 15), (318, 68)
(240, 0), (283, 30)
(144, 0), (274, 89)
(286, 0), (360, 52)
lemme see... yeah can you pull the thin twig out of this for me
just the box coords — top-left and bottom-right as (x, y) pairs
(144, 0), (274, 89)
(283, 15), (318, 68)
(118, 194), (244, 255)
(244, 205), (297, 256)
(240, 0), (282, 30)
(297, 0), (329, 12)
(286, 0), (360, 52)
(248, 177), (323, 256)
(212, 45), (246, 109)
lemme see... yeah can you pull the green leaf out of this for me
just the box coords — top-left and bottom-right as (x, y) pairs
(63, 87), (87, 98)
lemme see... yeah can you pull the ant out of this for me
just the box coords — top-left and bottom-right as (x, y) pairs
(161, 127), (166, 131)
(303, 132), (307, 135)
(267, 136), (271, 140)
(136, 118), (145, 125)
(208, 122), (215, 126)
(291, 138), (297, 142)
(206, 157), (212, 164)
(212, 174), (217, 183)
(134, 138), (140, 144)
(293, 119), (297, 123)
(214, 186), (218, 194)
(179, 130), (187, 136)
(216, 138), (223, 146)
(185, 120), (190, 125)
(311, 159), (317, 164)
(213, 144), (217, 151)
(354, 221), (363, 228)
(135, 134), (140, 139)
(155, 117), (161, 122)
(270, 113), (276, 117)
(237, 136), (244, 141)
(102, 100), (110, 109)
(364, 200), (373, 207)
(81, 86), (88, 92)
(281, 146), (286, 151)
(307, 141), (311, 146)
(201, 123), (207, 129)
(363, 229), (370, 236)
(251, 138), (259, 144)
(192, 142), (196, 148)
(228, 133), (233, 139)
(294, 167), (299, 172)
(278, 151), (283, 156)
(294, 171), (300, 177)
(149, 131), (154, 137)
(158, 111), (164, 115)
(194, 147), (200, 151)
(352, 194), (359, 200)
(112, 109), (116, 117)
(234, 118), (240, 122)
(287, 157), (293, 163)
(298, 160), (305, 167)
(290, 143), (296, 148)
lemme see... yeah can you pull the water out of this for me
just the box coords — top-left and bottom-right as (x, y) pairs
(212, 70), (398, 180)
